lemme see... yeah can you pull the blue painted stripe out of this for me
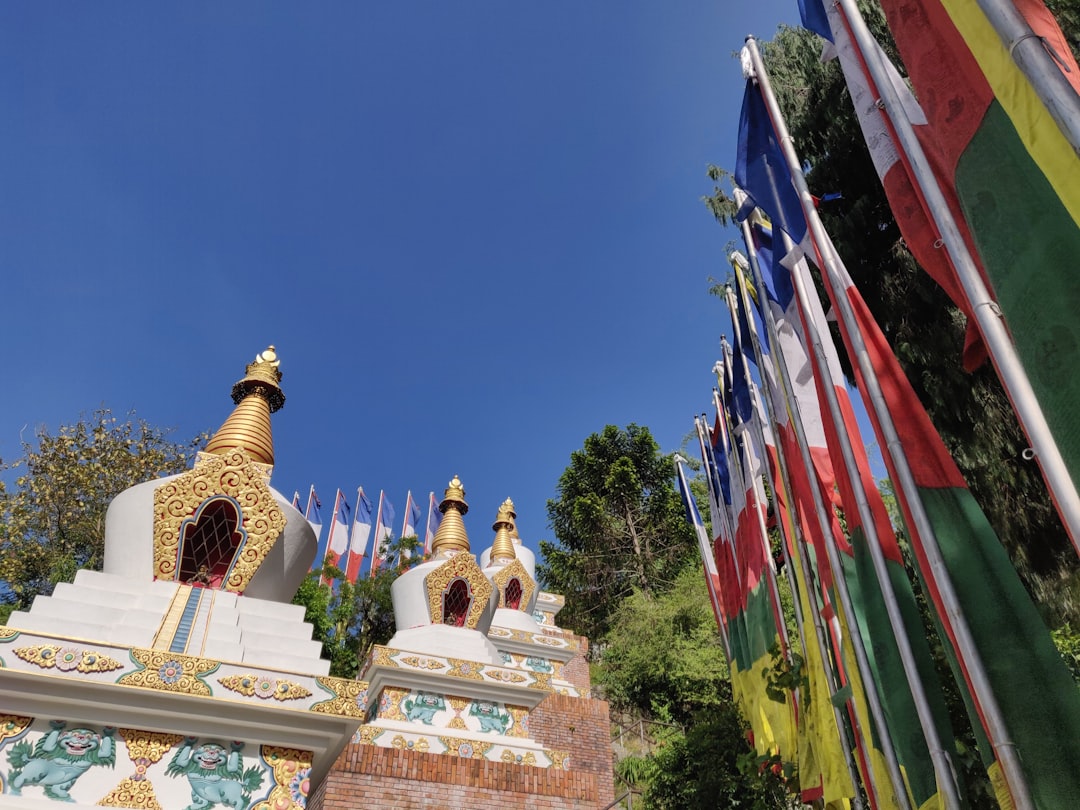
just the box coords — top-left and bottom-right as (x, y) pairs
(170, 588), (203, 653)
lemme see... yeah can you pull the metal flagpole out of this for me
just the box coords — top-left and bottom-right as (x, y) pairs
(745, 28), (1031, 810)
(975, 0), (1080, 155)
(727, 259), (866, 809)
(835, 0), (1080, 558)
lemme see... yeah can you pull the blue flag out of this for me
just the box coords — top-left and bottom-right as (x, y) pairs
(735, 79), (807, 245)
(797, 0), (833, 42)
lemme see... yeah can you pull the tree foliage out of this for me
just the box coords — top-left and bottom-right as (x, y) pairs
(538, 424), (695, 642)
(0, 408), (207, 619)
(705, 15), (1080, 624)
(292, 533), (420, 678)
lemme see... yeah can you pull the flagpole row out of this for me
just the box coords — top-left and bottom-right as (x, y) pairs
(747, 23), (1030, 810)
(719, 337), (794, 663)
(723, 284), (809, 651)
(728, 253), (866, 809)
(738, 219), (893, 809)
(743, 35), (969, 810)
(975, 0), (1080, 156)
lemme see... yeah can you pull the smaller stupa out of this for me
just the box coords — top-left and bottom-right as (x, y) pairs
(352, 478), (562, 766)
(481, 501), (584, 697)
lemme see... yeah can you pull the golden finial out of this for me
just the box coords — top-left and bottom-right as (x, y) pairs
(204, 346), (285, 466)
(430, 475), (471, 556)
(490, 499), (516, 562)
(503, 498), (522, 542)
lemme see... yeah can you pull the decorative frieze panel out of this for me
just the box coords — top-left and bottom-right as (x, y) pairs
(0, 715), (312, 809)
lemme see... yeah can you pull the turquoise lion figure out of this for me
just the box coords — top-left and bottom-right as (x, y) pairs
(165, 738), (264, 810)
(469, 700), (511, 734)
(7, 720), (116, 802)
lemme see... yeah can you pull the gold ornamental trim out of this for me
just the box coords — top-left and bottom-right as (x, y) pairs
(491, 559), (536, 611)
(97, 777), (164, 809)
(118, 649), (219, 696)
(14, 645), (124, 673)
(152, 448), (286, 592)
(501, 749), (537, 766)
(547, 749), (572, 770)
(311, 677), (369, 719)
(0, 628), (20, 640)
(425, 554), (493, 629)
(0, 715), (32, 744)
(446, 658), (486, 681)
(251, 745), (312, 810)
(438, 736), (494, 759)
(399, 655), (445, 671)
(352, 725), (382, 746)
(391, 735), (430, 753)
(218, 674), (312, 701)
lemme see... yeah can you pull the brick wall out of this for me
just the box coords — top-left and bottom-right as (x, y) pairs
(309, 695), (613, 810)
(560, 634), (591, 693)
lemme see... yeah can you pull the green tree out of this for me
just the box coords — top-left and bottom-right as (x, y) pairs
(293, 533), (421, 678)
(538, 424), (696, 642)
(0, 408), (207, 620)
(705, 15), (1080, 625)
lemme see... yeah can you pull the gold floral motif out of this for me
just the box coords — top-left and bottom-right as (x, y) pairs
(0, 715), (32, 743)
(500, 749), (537, 766)
(438, 736), (493, 759)
(311, 677), (368, 719)
(250, 745), (312, 810)
(491, 559), (537, 611)
(152, 449), (286, 592)
(424, 554), (493, 629)
(528, 673), (553, 692)
(547, 749), (572, 770)
(487, 627), (512, 637)
(97, 777), (165, 808)
(446, 697), (469, 730)
(507, 708), (530, 739)
(218, 674), (312, 701)
(377, 687), (407, 721)
(371, 647), (396, 667)
(534, 635), (565, 647)
(399, 655), (445, 671)
(485, 669), (527, 684)
(391, 735), (430, 754)
(14, 645), (124, 673)
(445, 658), (485, 681)
(352, 725), (382, 746)
(119, 730), (183, 763)
(0, 628), (19, 639)
(118, 649), (218, 696)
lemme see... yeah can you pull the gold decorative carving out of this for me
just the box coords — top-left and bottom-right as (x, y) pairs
(438, 736), (493, 759)
(486, 669), (528, 684)
(371, 647), (396, 667)
(399, 655), (445, 671)
(425, 554), (493, 629)
(391, 735), (430, 754)
(251, 745), (312, 810)
(378, 687), (407, 721)
(501, 749), (537, 766)
(507, 708), (530, 739)
(97, 778), (164, 808)
(0, 715), (32, 744)
(446, 658), (485, 681)
(311, 677), (368, 719)
(152, 448), (286, 592)
(534, 635), (565, 647)
(119, 729), (183, 763)
(119, 649), (218, 696)
(218, 674), (312, 701)
(14, 645), (124, 673)
(487, 627), (511, 638)
(547, 749), (572, 770)
(0, 627), (19, 639)
(528, 673), (553, 692)
(98, 730), (183, 808)
(491, 559), (537, 611)
(352, 725), (382, 746)
(446, 697), (469, 731)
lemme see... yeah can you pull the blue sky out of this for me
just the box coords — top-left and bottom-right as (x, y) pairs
(0, 3), (800, 561)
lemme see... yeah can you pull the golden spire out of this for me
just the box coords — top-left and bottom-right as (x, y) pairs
(204, 346), (285, 466)
(430, 475), (470, 556)
(490, 498), (517, 562)
(505, 498), (522, 543)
